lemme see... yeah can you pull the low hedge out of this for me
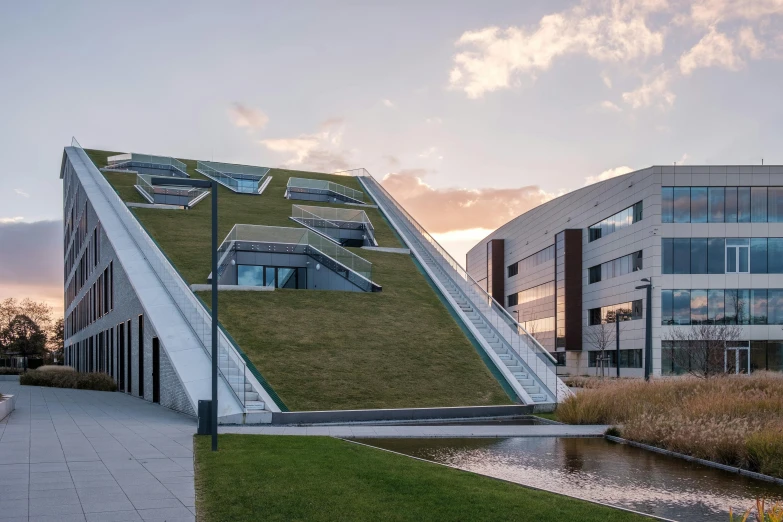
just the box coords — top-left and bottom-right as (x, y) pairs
(20, 369), (117, 391)
(0, 367), (24, 375)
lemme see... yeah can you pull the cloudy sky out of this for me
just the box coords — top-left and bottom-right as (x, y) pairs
(1, 0), (782, 316)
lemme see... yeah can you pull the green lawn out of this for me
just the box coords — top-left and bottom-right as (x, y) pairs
(89, 149), (511, 410)
(194, 435), (649, 522)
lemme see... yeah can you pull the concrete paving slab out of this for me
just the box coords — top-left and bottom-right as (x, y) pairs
(0, 382), (196, 522)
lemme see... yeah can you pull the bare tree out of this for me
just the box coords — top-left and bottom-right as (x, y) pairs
(584, 321), (616, 377)
(663, 323), (743, 378)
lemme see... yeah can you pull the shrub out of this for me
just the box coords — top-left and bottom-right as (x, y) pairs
(36, 365), (75, 373)
(557, 373), (783, 478)
(20, 369), (116, 391)
(0, 367), (24, 375)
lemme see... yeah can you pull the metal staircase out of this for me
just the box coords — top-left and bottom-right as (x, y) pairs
(356, 172), (570, 406)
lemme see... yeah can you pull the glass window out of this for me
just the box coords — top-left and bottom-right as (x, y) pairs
(661, 289), (673, 325)
(752, 289), (767, 325)
(508, 263), (519, 277)
(750, 238), (768, 274)
(724, 289), (738, 324)
(751, 187), (767, 222)
(769, 188), (783, 223)
(726, 238), (749, 274)
(632, 299), (643, 319)
(633, 201), (643, 222)
(588, 308), (601, 325)
(725, 187), (738, 222)
(769, 342), (783, 372)
(738, 289), (750, 325)
(673, 238), (690, 274)
(708, 289), (724, 324)
(673, 289), (691, 325)
(673, 187), (691, 223)
(708, 238), (725, 274)
(751, 341), (768, 372)
(769, 290), (783, 325)
(662, 238), (673, 274)
(770, 239), (783, 274)
(632, 251), (643, 271)
(738, 187), (751, 222)
(265, 267), (275, 286)
(690, 290), (708, 325)
(237, 265), (265, 287)
(662, 187), (673, 223)
(708, 187), (725, 222)
(690, 238), (708, 274)
(508, 294), (518, 307)
(690, 187), (708, 223)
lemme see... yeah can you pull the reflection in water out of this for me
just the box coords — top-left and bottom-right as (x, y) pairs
(357, 437), (783, 522)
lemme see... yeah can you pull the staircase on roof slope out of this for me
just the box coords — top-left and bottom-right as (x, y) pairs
(356, 173), (571, 407)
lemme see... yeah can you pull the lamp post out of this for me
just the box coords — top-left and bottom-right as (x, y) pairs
(614, 311), (627, 378)
(152, 177), (219, 449)
(635, 277), (653, 381)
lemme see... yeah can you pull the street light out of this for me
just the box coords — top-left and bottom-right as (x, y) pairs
(152, 177), (219, 450)
(635, 277), (653, 381)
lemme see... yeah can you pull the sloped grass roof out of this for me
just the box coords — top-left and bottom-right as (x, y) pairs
(91, 149), (511, 410)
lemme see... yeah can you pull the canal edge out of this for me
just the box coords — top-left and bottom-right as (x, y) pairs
(340, 437), (676, 522)
(605, 435), (783, 486)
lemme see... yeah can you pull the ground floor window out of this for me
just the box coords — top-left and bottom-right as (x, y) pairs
(237, 265), (307, 289)
(587, 349), (643, 368)
(661, 340), (783, 375)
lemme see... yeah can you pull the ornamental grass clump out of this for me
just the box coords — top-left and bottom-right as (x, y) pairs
(20, 368), (116, 391)
(557, 373), (783, 478)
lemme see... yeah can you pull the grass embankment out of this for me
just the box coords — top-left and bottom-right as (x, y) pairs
(194, 435), (648, 522)
(89, 149), (511, 411)
(557, 374), (783, 478)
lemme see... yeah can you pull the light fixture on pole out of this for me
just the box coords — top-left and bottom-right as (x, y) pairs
(152, 176), (219, 449)
(635, 277), (653, 382)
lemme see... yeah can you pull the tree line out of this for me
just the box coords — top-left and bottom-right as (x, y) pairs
(0, 298), (63, 370)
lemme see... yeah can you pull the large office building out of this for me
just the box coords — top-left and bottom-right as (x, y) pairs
(467, 165), (783, 378)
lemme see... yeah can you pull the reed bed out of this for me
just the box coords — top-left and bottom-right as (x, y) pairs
(557, 373), (783, 478)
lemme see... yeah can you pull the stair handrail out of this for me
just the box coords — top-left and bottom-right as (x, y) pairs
(71, 138), (250, 409)
(354, 171), (562, 400)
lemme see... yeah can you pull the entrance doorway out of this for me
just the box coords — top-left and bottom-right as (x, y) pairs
(726, 342), (750, 374)
(152, 338), (160, 404)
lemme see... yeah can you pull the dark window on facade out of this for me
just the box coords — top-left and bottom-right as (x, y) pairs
(708, 289), (725, 324)
(588, 299), (642, 325)
(672, 238), (690, 274)
(690, 238), (708, 274)
(588, 265), (602, 284)
(738, 187), (751, 222)
(770, 239), (783, 273)
(661, 187), (673, 223)
(751, 238), (768, 274)
(708, 187), (725, 222)
(690, 187), (708, 223)
(588, 201), (643, 242)
(752, 289), (768, 325)
(138, 315), (144, 398)
(507, 293), (518, 307)
(589, 350), (642, 368)
(752, 187), (768, 222)
(507, 263), (518, 277)
(673, 187), (691, 223)
(708, 238), (725, 274)
(769, 187), (783, 222)
(725, 187), (738, 222)
(690, 289), (708, 325)
(673, 289), (691, 325)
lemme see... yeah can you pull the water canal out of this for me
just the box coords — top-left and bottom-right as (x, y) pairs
(355, 436), (783, 521)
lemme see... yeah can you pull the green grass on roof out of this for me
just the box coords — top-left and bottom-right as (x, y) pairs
(89, 149), (511, 410)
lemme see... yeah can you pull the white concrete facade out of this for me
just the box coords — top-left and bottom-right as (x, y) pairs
(467, 165), (783, 377)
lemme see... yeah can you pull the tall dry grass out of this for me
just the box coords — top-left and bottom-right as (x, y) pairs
(557, 373), (783, 478)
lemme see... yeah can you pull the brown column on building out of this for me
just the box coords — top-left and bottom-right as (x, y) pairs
(486, 239), (505, 303)
(564, 230), (583, 350)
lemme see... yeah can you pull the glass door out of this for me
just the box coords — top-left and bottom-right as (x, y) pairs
(725, 343), (750, 374)
(726, 239), (749, 273)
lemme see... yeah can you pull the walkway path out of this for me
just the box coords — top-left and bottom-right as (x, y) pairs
(220, 424), (609, 438)
(0, 382), (196, 522)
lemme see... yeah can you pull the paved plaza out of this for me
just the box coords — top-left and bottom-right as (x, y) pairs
(0, 381), (196, 522)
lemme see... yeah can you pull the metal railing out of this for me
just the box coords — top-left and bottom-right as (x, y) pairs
(136, 174), (209, 207)
(196, 161), (268, 194)
(217, 224), (375, 288)
(291, 205), (376, 245)
(71, 138), (251, 409)
(356, 172), (566, 403)
(286, 177), (365, 203)
(108, 153), (188, 176)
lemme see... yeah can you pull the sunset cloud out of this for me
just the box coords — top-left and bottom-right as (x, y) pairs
(584, 166), (634, 185)
(381, 170), (555, 233)
(0, 220), (63, 316)
(260, 118), (351, 172)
